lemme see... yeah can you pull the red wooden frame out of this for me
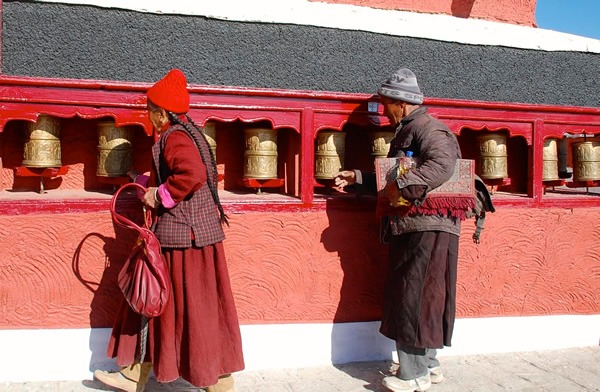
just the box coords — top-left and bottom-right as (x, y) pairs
(1, 74), (600, 215)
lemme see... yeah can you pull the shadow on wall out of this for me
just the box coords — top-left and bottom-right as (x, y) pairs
(451, 0), (476, 18)
(316, 102), (398, 386)
(321, 198), (395, 387)
(71, 201), (144, 372)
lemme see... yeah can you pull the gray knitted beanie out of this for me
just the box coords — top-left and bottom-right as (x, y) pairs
(377, 68), (424, 104)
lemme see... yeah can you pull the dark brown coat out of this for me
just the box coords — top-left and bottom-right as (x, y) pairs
(356, 106), (461, 349)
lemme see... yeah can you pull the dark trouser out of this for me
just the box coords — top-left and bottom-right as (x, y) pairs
(396, 343), (440, 380)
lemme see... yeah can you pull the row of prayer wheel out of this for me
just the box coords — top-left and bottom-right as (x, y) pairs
(22, 115), (134, 176)
(544, 138), (600, 182)
(21, 116), (600, 183)
(243, 128), (382, 180)
(245, 129), (391, 180)
(478, 134), (600, 182)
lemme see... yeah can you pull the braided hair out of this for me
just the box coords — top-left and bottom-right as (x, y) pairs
(166, 112), (229, 226)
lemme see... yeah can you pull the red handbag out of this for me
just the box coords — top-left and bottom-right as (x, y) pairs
(110, 183), (170, 318)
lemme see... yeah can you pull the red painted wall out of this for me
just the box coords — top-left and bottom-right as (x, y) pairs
(0, 76), (599, 331)
(1, 203), (599, 329)
(315, 0), (537, 26)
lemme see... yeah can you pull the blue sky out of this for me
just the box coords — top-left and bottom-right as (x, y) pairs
(536, 0), (600, 40)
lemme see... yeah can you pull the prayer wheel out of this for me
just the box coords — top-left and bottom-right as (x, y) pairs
(315, 131), (346, 179)
(22, 115), (62, 168)
(542, 138), (559, 181)
(476, 133), (508, 179)
(371, 131), (394, 157)
(572, 140), (600, 182)
(244, 128), (278, 179)
(96, 121), (133, 177)
(202, 121), (217, 161)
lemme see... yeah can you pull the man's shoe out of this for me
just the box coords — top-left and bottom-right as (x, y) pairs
(94, 369), (137, 392)
(382, 373), (431, 392)
(429, 366), (445, 383)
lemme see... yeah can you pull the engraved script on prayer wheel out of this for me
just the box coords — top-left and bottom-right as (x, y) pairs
(244, 128), (278, 179)
(202, 121), (217, 161)
(96, 121), (133, 177)
(476, 133), (508, 179)
(22, 115), (62, 168)
(572, 141), (600, 182)
(542, 138), (559, 181)
(315, 131), (346, 179)
(371, 131), (394, 157)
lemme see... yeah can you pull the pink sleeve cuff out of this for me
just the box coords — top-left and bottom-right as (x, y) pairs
(158, 184), (177, 209)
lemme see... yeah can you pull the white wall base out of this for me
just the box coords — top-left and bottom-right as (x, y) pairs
(1, 314), (598, 382)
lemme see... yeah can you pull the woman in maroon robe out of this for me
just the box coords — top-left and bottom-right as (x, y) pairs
(94, 69), (244, 392)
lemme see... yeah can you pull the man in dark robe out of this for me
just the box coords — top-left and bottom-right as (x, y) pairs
(335, 68), (469, 392)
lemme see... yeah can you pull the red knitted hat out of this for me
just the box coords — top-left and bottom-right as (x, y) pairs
(147, 68), (190, 114)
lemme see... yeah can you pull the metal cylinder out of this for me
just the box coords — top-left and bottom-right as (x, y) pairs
(315, 131), (346, 179)
(572, 140), (600, 182)
(476, 133), (508, 179)
(542, 138), (559, 181)
(202, 121), (217, 161)
(96, 121), (133, 177)
(371, 131), (394, 157)
(22, 115), (62, 168)
(244, 128), (278, 179)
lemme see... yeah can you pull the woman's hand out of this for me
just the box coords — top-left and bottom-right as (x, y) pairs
(143, 187), (160, 209)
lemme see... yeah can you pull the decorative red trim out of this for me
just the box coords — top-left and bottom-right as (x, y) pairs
(14, 166), (69, 177)
(0, 195), (598, 216)
(1, 75), (600, 212)
(444, 119), (533, 143)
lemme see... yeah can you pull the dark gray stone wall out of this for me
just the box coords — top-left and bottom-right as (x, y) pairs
(3, 1), (600, 107)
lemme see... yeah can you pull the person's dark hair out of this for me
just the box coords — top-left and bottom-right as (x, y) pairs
(164, 110), (229, 226)
(147, 100), (162, 113)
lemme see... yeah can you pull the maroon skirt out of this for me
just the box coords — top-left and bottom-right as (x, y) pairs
(106, 242), (245, 387)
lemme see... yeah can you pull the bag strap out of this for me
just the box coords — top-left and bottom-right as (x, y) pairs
(110, 183), (152, 232)
(473, 211), (486, 244)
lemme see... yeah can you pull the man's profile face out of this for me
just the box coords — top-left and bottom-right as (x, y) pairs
(380, 97), (403, 125)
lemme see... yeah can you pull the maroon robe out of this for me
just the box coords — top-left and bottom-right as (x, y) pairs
(106, 125), (244, 387)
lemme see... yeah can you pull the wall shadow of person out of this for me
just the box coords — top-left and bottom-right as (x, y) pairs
(318, 101), (396, 390)
(321, 200), (394, 391)
(71, 195), (145, 385)
(451, 0), (476, 18)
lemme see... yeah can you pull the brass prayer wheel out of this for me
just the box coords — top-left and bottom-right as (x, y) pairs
(96, 121), (133, 177)
(315, 131), (346, 179)
(371, 131), (395, 157)
(542, 138), (559, 181)
(476, 133), (508, 179)
(244, 128), (278, 179)
(572, 140), (600, 182)
(202, 121), (217, 161)
(22, 115), (62, 168)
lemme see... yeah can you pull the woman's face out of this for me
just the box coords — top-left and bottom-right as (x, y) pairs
(147, 104), (167, 132)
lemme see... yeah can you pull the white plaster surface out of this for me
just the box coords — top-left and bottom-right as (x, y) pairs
(0, 314), (598, 382)
(33, 0), (600, 53)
